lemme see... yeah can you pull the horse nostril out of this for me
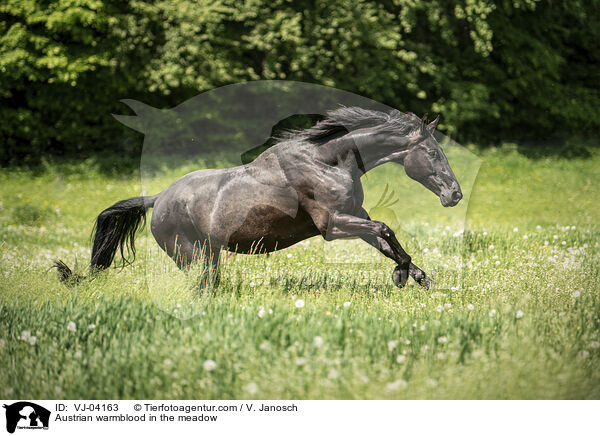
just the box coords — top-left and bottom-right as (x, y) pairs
(452, 191), (462, 202)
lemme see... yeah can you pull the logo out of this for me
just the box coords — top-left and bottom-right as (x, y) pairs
(3, 402), (50, 433)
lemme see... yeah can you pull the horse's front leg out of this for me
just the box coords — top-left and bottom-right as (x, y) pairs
(308, 207), (413, 287)
(357, 209), (431, 289)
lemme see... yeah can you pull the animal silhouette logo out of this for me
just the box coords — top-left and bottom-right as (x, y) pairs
(3, 402), (50, 433)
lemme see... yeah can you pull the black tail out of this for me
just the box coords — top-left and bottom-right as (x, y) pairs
(54, 195), (156, 283)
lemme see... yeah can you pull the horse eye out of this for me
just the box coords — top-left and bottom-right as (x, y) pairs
(428, 150), (437, 158)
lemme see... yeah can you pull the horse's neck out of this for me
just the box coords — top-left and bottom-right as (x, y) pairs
(320, 130), (410, 174)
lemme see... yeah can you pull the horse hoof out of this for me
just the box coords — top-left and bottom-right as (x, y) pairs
(392, 265), (409, 288)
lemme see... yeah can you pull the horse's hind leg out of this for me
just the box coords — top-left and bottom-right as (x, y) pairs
(196, 242), (221, 289)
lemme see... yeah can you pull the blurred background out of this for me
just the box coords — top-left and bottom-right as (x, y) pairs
(1, 0), (598, 166)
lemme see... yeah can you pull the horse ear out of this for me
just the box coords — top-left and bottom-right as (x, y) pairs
(420, 113), (429, 134)
(427, 115), (440, 133)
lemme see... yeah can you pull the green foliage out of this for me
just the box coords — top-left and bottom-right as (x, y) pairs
(1, 0), (598, 164)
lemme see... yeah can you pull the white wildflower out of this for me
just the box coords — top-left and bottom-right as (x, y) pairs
(343, 301), (351, 308)
(203, 360), (217, 371)
(258, 307), (266, 318)
(489, 309), (497, 317)
(313, 336), (324, 347)
(244, 382), (259, 395)
(516, 310), (524, 319)
(294, 299), (305, 308)
(67, 321), (77, 332)
(466, 303), (475, 310)
(385, 379), (408, 392)
(88, 324), (96, 330)
(396, 354), (406, 363)
(437, 336), (448, 344)
(387, 340), (398, 352)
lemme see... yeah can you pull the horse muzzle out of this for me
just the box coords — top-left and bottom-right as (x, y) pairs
(440, 185), (462, 207)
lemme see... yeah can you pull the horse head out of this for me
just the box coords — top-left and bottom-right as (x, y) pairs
(401, 114), (462, 207)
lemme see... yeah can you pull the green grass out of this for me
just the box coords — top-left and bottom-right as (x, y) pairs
(1, 145), (599, 399)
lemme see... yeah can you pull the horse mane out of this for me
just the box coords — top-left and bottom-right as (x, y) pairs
(279, 106), (422, 145)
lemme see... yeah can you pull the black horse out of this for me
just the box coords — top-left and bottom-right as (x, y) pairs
(56, 107), (462, 288)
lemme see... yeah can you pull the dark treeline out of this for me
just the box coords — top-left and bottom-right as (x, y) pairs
(1, 0), (598, 165)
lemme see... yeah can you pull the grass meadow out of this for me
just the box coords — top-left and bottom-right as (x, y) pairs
(1, 144), (599, 399)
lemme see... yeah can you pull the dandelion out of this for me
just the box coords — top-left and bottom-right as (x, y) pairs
(67, 321), (77, 332)
(164, 359), (174, 368)
(385, 379), (408, 392)
(88, 324), (96, 330)
(313, 336), (324, 347)
(257, 307), (266, 318)
(249, 281), (256, 288)
(536, 225), (542, 230)
(343, 301), (351, 308)
(513, 227), (519, 232)
(516, 310), (524, 319)
(396, 354), (406, 363)
(466, 303), (475, 310)
(328, 369), (339, 379)
(244, 382), (259, 395)
(437, 336), (448, 344)
(286, 253), (293, 258)
(436, 305), (443, 313)
(259, 341), (269, 351)
(483, 231), (488, 236)
(387, 340), (398, 352)
(489, 244), (495, 250)
(578, 350), (590, 359)
(203, 360), (217, 371)
(28, 336), (37, 346)
(295, 299), (305, 308)
(489, 309), (497, 317)
(523, 235), (528, 239)
(553, 235), (558, 240)
(295, 357), (307, 366)
(572, 291), (581, 298)
(495, 260), (501, 265)
(20, 330), (31, 341)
